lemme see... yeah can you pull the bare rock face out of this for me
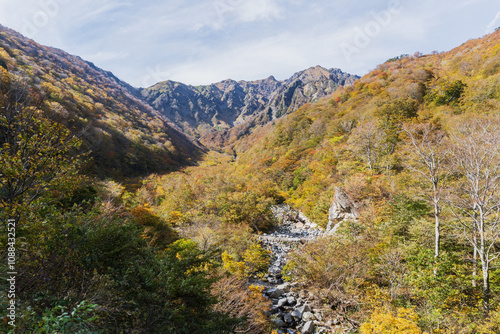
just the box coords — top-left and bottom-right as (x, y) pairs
(326, 187), (358, 234)
(141, 66), (359, 145)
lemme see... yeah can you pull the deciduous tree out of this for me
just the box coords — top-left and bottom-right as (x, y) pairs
(448, 116), (500, 312)
(0, 73), (82, 217)
(402, 122), (448, 268)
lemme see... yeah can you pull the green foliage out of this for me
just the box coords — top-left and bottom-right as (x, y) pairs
(34, 300), (100, 334)
(429, 80), (466, 106)
(222, 243), (271, 277)
(1, 202), (239, 333)
(385, 195), (430, 239)
(386, 54), (410, 63)
(0, 73), (83, 215)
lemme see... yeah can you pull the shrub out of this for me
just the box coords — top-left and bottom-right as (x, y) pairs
(360, 307), (425, 334)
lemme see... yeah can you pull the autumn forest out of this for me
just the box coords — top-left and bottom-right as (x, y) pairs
(2, 24), (500, 334)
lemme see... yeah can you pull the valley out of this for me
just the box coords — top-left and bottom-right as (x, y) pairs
(2, 23), (500, 334)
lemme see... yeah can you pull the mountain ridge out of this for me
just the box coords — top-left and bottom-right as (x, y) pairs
(0, 24), (205, 177)
(140, 65), (359, 147)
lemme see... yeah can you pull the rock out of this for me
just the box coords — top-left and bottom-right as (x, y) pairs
(278, 298), (288, 307)
(302, 311), (315, 322)
(269, 266), (282, 275)
(284, 312), (294, 324)
(295, 222), (305, 229)
(291, 305), (310, 320)
(267, 288), (285, 298)
(291, 308), (302, 320)
(270, 305), (280, 314)
(287, 296), (296, 305)
(271, 317), (285, 327)
(326, 187), (358, 234)
(277, 282), (291, 293)
(301, 321), (315, 334)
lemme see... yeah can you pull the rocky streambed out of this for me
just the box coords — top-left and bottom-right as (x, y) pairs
(253, 205), (335, 334)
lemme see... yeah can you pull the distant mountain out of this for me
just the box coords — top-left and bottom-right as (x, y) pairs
(140, 66), (359, 146)
(0, 25), (205, 177)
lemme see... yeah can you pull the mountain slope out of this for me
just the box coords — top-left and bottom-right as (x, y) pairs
(0, 25), (205, 178)
(140, 66), (358, 146)
(136, 29), (500, 333)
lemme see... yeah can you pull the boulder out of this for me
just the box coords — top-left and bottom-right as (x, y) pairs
(278, 298), (288, 307)
(326, 187), (358, 233)
(301, 321), (315, 334)
(267, 288), (285, 298)
(302, 311), (315, 322)
(277, 282), (291, 293)
(271, 317), (285, 328)
(291, 305), (311, 320)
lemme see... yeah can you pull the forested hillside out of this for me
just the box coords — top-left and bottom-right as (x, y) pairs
(0, 25), (204, 178)
(136, 30), (500, 333)
(2, 23), (500, 334)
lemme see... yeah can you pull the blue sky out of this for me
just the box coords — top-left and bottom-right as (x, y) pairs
(1, 0), (499, 87)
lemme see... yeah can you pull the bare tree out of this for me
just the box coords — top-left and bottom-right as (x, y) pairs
(347, 121), (383, 172)
(402, 123), (448, 270)
(378, 249), (407, 300)
(447, 116), (500, 312)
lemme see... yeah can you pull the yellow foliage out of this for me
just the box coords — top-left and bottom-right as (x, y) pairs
(222, 243), (271, 278)
(477, 309), (500, 334)
(168, 210), (184, 225)
(360, 308), (426, 334)
(222, 251), (246, 277)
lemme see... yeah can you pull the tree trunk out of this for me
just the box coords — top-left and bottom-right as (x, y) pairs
(482, 260), (490, 313)
(432, 182), (440, 276)
(472, 221), (478, 288)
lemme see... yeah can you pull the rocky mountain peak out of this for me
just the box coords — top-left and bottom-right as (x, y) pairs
(141, 67), (359, 144)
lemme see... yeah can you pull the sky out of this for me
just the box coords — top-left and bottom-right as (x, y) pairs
(0, 0), (499, 87)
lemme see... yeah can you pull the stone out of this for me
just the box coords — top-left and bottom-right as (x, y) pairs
(326, 187), (359, 233)
(287, 296), (296, 305)
(270, 305), (280, 314)
(277, 282), (291, 292)
(301, 321), (315, 334)
(291, 308), (302, 320)
(302, 311), (315, 322)
(267, 288), (285, 298)
(271, 317), (285, 327)
(284, 312), (294, 324)
(277, 298), (288, 307)
(291, 305), (311, 320)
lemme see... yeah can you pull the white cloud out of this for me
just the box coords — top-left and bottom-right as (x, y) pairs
(236, 0), (283, 22)
(486, 10), (500, 34)
(1, 0), (499, 87)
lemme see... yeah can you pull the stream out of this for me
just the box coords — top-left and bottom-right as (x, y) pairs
(253, 205), (331, 334)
